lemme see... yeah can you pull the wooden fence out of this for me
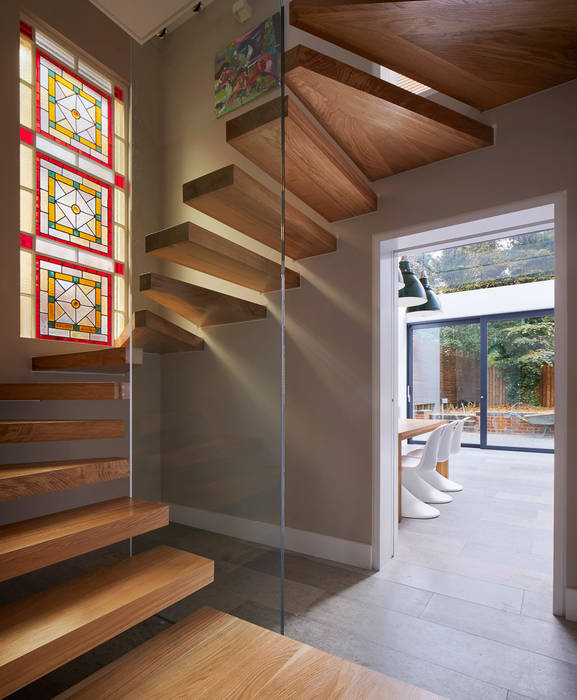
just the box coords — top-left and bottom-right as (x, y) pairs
(487, 364), (554, 408)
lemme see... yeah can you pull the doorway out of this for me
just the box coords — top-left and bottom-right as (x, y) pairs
(407, 310), (555, 453)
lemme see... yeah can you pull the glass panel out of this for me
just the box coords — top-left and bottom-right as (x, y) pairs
(20, 293), (34, 338)
(131, 0), (285, 633)
(114, 99), (125, 138)
(19, 36), (33, 84)
(487, 315), (555, 449)
(20, 249), (34, 294)
(19, 82), (33, 128)
(411, 323), (481, 444)
(20, 188), (34, 232)
(19, 144), (34, 189)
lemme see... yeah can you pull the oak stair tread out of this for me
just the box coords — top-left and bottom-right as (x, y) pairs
(0, 497), (168, 583)
(55, 606), (442, 700)
(0, 546), (214, 699)
(32, 347), (143, 374)
(285, 45), (494, 181)
(227, 95), (377, 221)
(0, 419), (124, 443)
(289, 0), (577, 111)
(140, 272), (267, 328)
(0, 382), (128, 401)
(146, 222), (300, 292)
(116, 310), (204, 354)
(0, 458), (129, 501)
(182, 164), (336, 260)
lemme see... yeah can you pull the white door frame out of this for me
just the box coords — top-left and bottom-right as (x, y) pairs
(371, 192), (567, 617)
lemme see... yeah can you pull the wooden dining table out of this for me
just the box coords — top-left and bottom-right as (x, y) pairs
(398, 418), (448, 521)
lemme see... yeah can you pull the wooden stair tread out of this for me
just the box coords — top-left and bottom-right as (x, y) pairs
(140, 272), (267, 328)
(55, 606), (442, 700)
(0, 546), (214, 699)
(0, 419), (124, 443)
(0, 382), (128, 401)
(285, 45), (494, 181)
(32, 347), (143, 374)
(116, 310), (205, 354)
(0, 497), (168, 583)
(182, 164), (336, 260)
(0, 458), (129, 501)
(146, 222), (300, 292)
(289, 0), (577, 111)
(227, 96), (377, 221)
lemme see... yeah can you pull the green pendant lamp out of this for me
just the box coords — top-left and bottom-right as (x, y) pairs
(408, 270), (442, 315)
(398, 267), (405, 290)
(398, 257), (426, 307)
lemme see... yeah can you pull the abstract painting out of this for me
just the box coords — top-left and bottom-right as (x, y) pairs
(215, 13), (281, 118)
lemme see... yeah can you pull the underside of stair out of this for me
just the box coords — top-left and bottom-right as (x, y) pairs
(227, 96), (377, 221)
(289, 0), (577, 111)
(116, 310), (205, 354)
(0, 458), (129, 501)
(54, 606), (439, 700)
(0, 546), (214, 699)
(0, 419), (124, 443)
(285, 45), (494, 181)
(0, 382), (128, 401)
(32, 347), (143, 374)
(0, 497), (168, 582)
(146, 222), (300, 292)
(140, 272), (267, 327)
(183, 165), (336, 260)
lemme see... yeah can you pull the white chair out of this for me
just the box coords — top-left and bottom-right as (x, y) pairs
(402, 424), (452, 513)
(451, 417), (470, 456)
(421, 422), (463, 492)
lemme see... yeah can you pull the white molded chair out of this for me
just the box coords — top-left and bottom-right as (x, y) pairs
(451, 417), (469, 455)
(402, 424), (452, 513)
(421, 422), (463, 492)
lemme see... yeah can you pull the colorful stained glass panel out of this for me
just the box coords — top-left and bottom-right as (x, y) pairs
(36, 256), (111, 345)
(37, 155), (111, 256)
(37, 52), (111, 166)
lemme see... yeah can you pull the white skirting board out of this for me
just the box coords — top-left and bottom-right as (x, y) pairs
(169, 503), (373, 569)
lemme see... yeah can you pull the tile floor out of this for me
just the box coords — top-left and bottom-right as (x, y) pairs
(4, 448), (575, 700)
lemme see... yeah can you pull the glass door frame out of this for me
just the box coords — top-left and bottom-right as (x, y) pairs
(407, 307), (554, 454)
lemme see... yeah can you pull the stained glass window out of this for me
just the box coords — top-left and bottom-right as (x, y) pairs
(37, 155), (111, 255)
(37, 52), (112, 166)
(37, 256), (111, 344)
(19, 18), (128, 346)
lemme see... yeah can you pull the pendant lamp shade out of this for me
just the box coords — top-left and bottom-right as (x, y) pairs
(408, 273), (442, 315)
(398, 258), (426, 307)
(398, 267), (405, 290)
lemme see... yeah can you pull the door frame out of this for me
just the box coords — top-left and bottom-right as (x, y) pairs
(371, 193), (566, 619)
(406, 309), (555, 454)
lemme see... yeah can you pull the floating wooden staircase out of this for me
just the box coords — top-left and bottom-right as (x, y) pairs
(116, 309), (205, 354)
(32, 347), (142, 373)
(0, 419), (124, 443)
(0, 458), (129, 501)
(146, 222), (300, 292)
(0, 546), (214, 699)
(285, 45), (494, 181)
(227, 95), (377, 221)
(140, 272), (268, 327)
(0, 382), (128, 400)
(0, 497), (168, 581)
(54, 606), (441, 700)
(289, 0), (577, 111)
(0, 347), (216, 698)
(183, 164), (336, 260)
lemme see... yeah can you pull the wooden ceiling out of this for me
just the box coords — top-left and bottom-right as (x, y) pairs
(290, 0), (577, 110)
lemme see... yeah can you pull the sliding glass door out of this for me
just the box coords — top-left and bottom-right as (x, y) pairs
(408, 310), (554, 453)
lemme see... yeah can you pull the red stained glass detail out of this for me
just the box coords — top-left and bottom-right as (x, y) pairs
(20, 21), (33, 38)
(20, 234), (33, 249)
(114, 262), (125, 275)
(114, 174), (125, 189)
(20, 127), (34, 145)
(36, 51), (113, 168)
(114, 86), (123, 101)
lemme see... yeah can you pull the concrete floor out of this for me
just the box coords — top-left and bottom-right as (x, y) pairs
(4, 449), (575, 700)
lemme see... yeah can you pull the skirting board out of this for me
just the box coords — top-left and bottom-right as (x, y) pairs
(169, 503), (373, 569)
(565, 587), (577, 621)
